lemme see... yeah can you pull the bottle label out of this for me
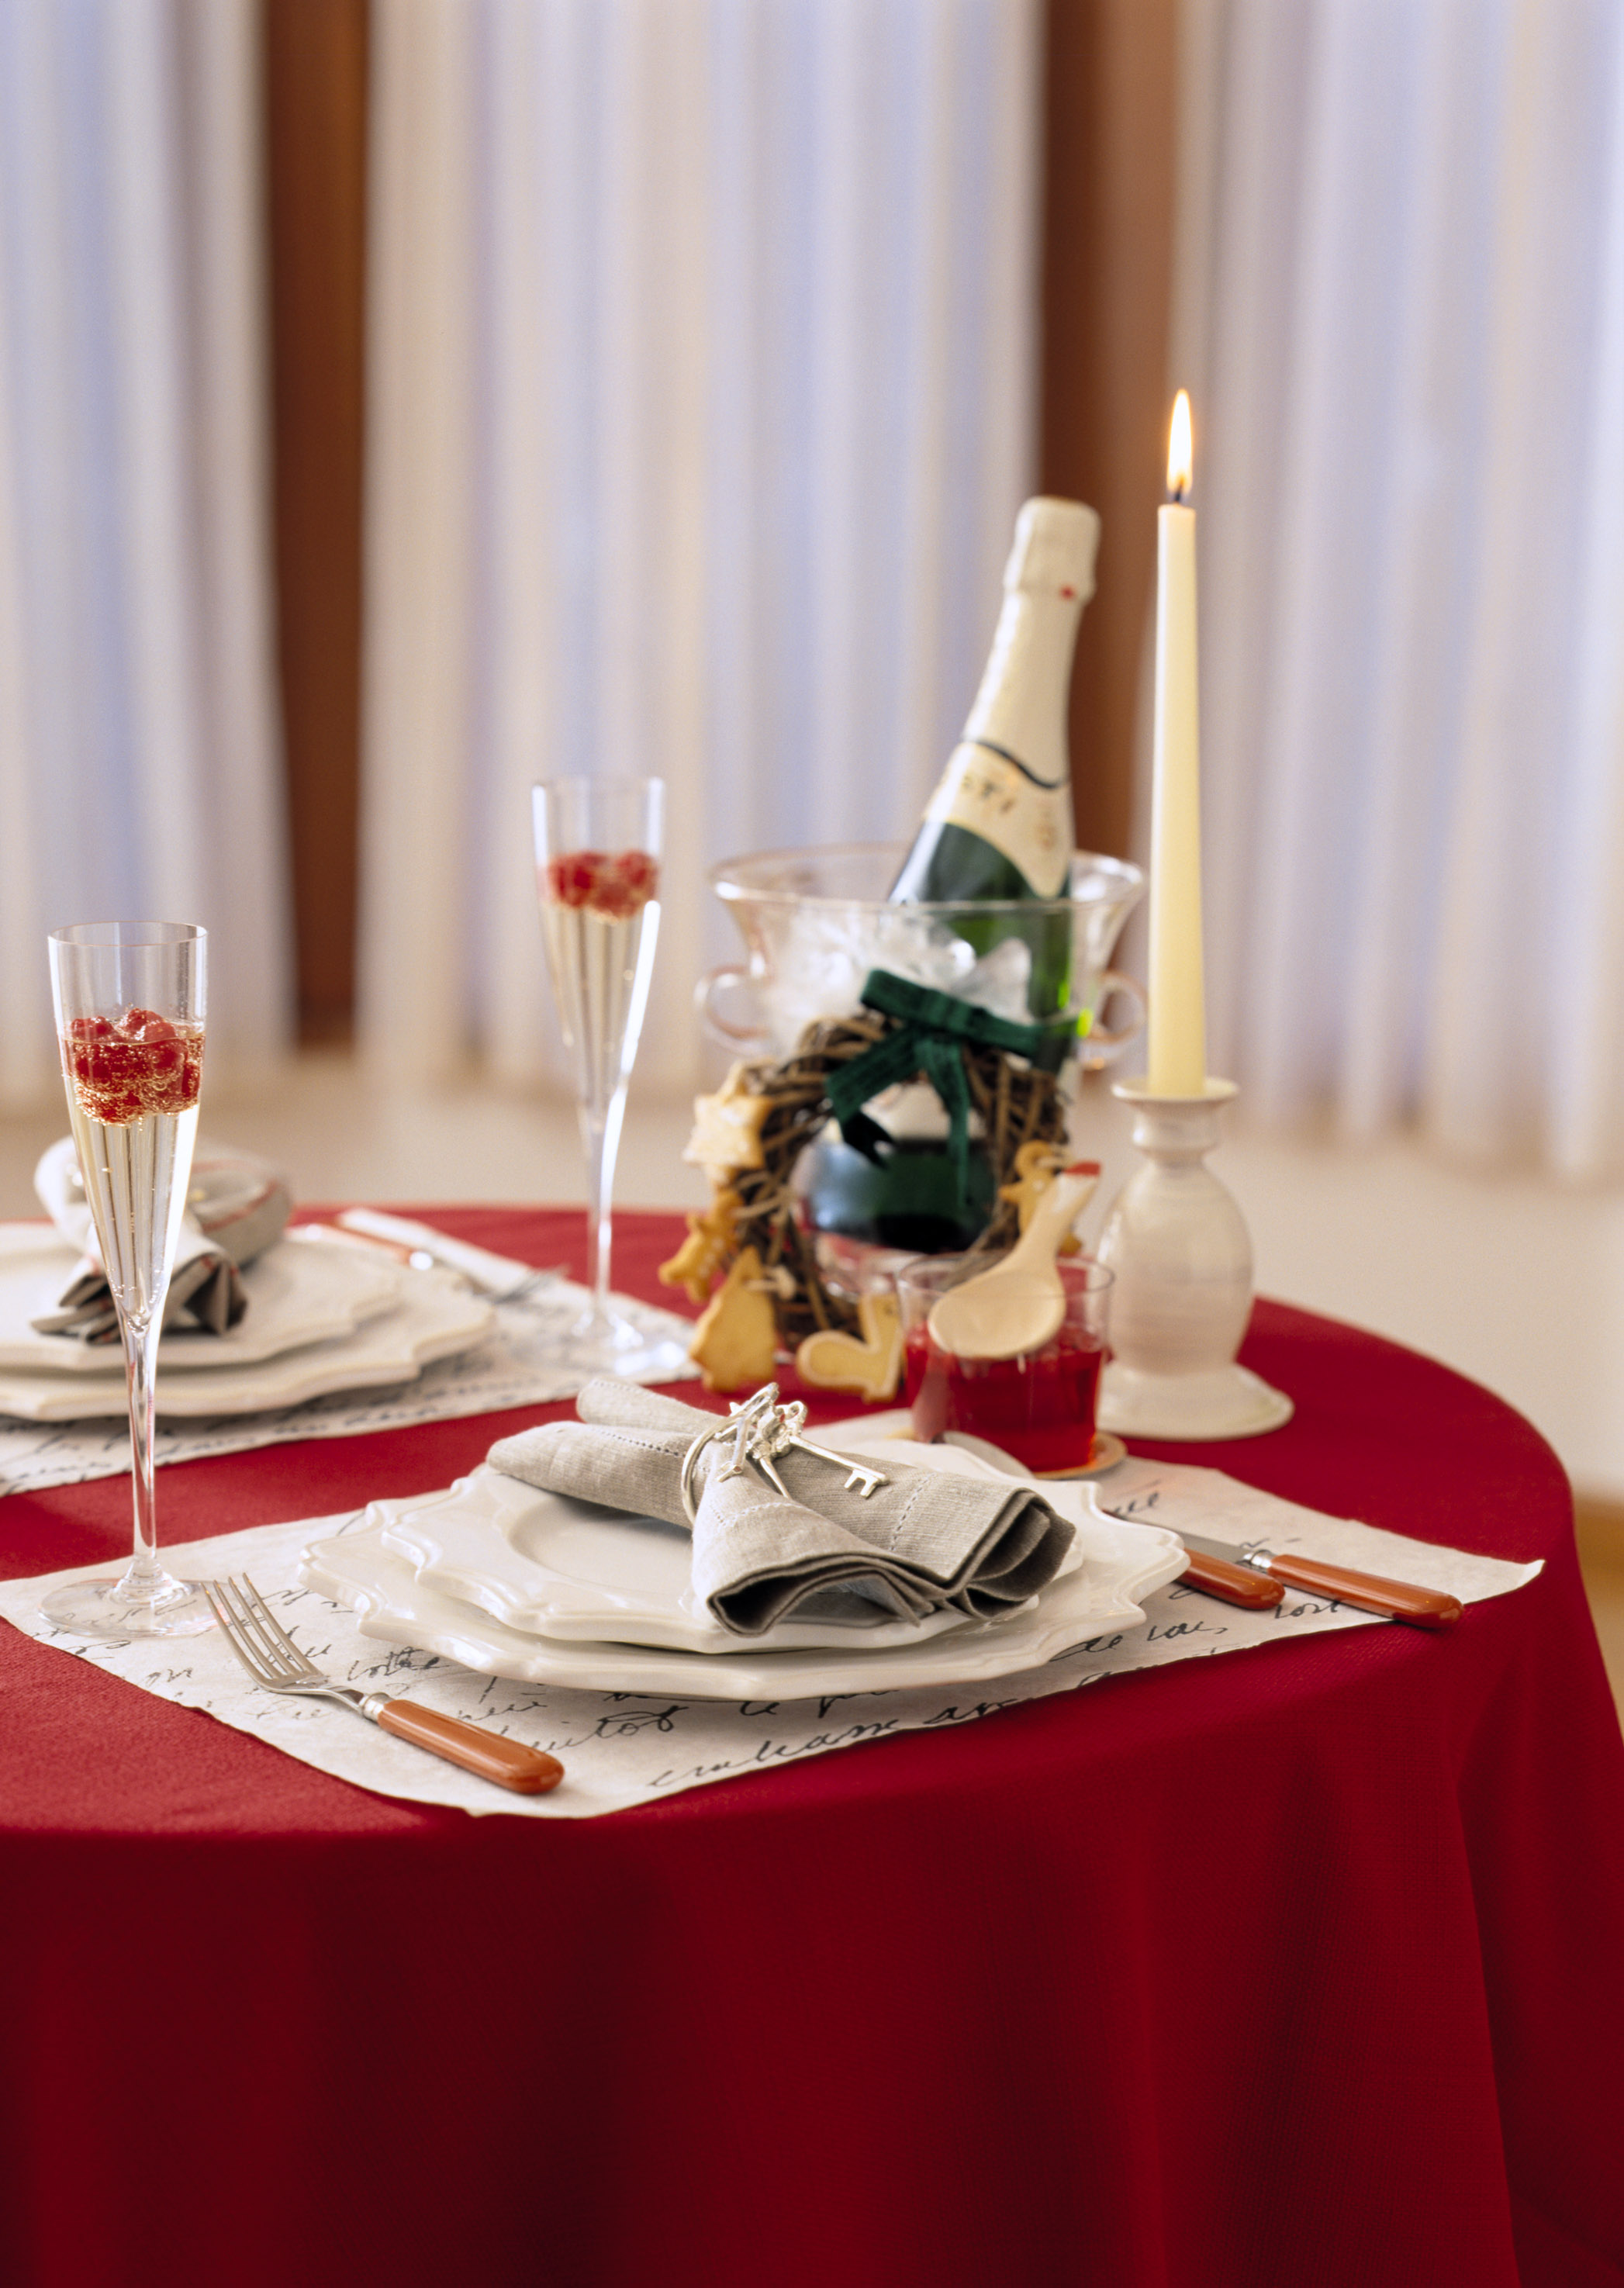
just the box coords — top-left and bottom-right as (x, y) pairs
(923, 742), (1073, 897)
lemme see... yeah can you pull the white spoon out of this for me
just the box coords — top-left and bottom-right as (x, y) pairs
(925, 1163), (1101, 1361)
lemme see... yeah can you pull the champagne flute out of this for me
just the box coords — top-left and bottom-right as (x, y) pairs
(41, 923), (213, 1640)
(532, 778), (689, 1379)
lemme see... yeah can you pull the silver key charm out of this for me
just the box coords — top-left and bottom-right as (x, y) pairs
(679, 1384), (890, 1523)
(783, 1431), (888, 1500)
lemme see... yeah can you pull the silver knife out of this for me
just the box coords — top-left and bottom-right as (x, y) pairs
(331, 1210), (561, 1301)
(1174, 1527), (1462, 1630)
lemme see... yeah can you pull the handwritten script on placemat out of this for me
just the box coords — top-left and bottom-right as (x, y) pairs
(0, 1458), (1539, 1819)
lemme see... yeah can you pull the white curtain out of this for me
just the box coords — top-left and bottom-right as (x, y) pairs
(1178, 0), (1624, 1173)
(360, 0), (1040, 1093)
(0, 0), (291, 1104)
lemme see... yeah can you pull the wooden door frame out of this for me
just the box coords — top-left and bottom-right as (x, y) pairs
(263, 0), (368, 1045)
(1040, 0), (1177, 866)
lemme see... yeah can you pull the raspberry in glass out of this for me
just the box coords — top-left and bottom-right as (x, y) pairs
(545, 848), (658, 919)
(60, 1006), (204, 1125)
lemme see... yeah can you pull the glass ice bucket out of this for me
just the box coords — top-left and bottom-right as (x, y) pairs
(699, 842), (1145, 1066)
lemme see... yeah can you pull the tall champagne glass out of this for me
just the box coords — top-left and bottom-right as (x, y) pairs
(533, 779), (688, 1379)
(41, 923), (213, 1639)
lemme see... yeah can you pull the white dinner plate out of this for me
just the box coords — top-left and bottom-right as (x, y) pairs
(371, 1439), (1078, 1654)
(299, 1484), (1184, 1699)
(0, 1274), (495, 1419)
(0, 1223), (403, 1373)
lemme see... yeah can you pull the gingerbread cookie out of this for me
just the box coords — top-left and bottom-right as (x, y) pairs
(795, 1290), (904, 1403)
(688, 1246), (780, 1393)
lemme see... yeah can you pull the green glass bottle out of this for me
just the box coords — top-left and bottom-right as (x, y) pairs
(889, 496), (1101, 1016)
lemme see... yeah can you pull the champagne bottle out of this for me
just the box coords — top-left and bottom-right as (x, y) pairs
(890, 496), (1101, 1015)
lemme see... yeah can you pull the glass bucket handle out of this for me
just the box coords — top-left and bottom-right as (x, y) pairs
(1080, 969), (1146, 1070)
(696, 963), (772, 1053)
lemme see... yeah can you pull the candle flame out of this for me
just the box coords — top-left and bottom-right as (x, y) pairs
(1167, 391), (1193, 499)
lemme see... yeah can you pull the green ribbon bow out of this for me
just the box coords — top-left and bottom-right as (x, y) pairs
(823, 970), (1084, 1212)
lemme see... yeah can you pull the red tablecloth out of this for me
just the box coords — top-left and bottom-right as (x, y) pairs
(2, 1208), (1621, 2288)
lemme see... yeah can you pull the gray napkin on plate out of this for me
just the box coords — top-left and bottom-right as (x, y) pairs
(30, 1135), (293, 1342)
(488, 1379), (1074, 1638)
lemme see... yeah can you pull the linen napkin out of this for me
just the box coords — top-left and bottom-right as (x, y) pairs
(488, 1379), (1075, 1637)
(30, 1136), (293, 1342)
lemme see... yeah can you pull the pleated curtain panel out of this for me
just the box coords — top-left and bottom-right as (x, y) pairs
(0, 0), (291, 1105)
(1181, 0), (1624, 1175)
(3, 0), (1623, 1176)
(358, 0), (1042, 1095)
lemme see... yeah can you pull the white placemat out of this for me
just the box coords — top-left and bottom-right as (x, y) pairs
(0, 1456), (1541, 1820)
(0, 1280), (697, 1496)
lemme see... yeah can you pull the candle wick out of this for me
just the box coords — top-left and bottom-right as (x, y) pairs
(1170, 485), (1187, 506)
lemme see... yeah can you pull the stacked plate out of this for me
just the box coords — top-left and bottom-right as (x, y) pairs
(300, 1423), (1187, 1698)
(0, 1223), (495, 1419)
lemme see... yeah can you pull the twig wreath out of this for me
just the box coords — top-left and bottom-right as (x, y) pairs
(662, 970), (1080, 1389)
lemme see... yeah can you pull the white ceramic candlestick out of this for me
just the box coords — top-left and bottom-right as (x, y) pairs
(1094, 1077), (1293, 1440)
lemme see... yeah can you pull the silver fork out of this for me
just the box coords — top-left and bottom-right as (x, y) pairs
(486, 1264), (568, 1308)
(204, 1576), (562, 1795)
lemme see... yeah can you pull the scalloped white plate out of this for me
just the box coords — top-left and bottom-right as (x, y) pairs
(371, 1439), (1077, 1655)
(0, 1274), (494, 1419)
(0, 1223), (403, 1373)
(299, 1478), (1184, 1699)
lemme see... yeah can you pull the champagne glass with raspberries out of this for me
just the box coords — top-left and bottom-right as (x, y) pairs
(533, 779), (689, 1380)
(41, 924), (213, 1639)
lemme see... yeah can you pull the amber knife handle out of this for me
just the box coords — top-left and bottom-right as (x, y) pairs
(376, 1700), (565, 1792)
(1258, 1554), (1462, 1630)
(1178, 1550), (1286, 1609)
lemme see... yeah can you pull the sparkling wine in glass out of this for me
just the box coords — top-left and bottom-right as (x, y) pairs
(533, 779), (689, 1379)
(41, 923), (213, 1640)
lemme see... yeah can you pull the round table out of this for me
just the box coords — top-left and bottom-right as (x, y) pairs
(2, 1208), (1620, 2288)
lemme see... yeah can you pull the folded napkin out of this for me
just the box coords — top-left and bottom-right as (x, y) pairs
(488, 1379), (1074, 1637)
(31, 1136), (293, 1342)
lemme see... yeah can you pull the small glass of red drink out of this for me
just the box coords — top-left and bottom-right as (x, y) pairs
(896, 1253), (1113, 1475)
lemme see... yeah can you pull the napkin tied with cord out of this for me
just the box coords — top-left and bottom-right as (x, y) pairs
(30, 1137), (293, 1342)
(487, 1380), (1074, 1637)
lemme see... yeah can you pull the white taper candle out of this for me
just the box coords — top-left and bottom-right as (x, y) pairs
(1147, 392), (1207, 1096)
